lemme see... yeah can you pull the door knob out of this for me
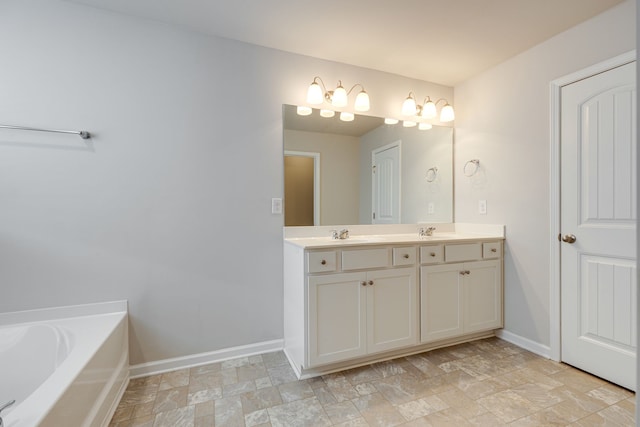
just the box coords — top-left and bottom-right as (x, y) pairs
(561, 234), (577, 244)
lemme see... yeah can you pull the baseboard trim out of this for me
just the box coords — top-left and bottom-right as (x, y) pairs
(496, 329), (551, 359)
(129, 339), (284, 379)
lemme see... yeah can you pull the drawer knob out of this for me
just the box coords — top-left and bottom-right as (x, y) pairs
(361, 281), (367, 286)
(430, 252), (436, 257)
(403, 254), (410, 259)
(491, 248), (497, 253)
(459, 270), (470, 275)
(368, 280), (374, 286)
(321, 260), (327, 265)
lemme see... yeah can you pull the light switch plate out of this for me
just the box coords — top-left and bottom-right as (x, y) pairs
(272, 198), (283, 214)
(479, 200), (487, 215)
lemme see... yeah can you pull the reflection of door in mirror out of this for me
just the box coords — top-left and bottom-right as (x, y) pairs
(284, 151), (320, 226)
(372, 141), (401, 224)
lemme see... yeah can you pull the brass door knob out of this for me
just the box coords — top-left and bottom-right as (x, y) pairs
(561, 234), (577, 244)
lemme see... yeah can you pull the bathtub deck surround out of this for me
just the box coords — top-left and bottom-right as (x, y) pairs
(108, 338), (635, 427)
(0, 301), (129, 427)
(284, 223), (505, 379)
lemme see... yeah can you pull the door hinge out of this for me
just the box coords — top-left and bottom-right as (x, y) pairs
(372, 165), (376, 173)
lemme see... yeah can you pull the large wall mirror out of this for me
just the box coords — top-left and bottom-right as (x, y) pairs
(283, 104), (453, 226)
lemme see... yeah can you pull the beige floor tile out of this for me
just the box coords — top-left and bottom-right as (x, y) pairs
(110, 338), (636, 427)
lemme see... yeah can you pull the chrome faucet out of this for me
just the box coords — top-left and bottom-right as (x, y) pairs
(0, 400), (15, 427)
(419, 226), (436, 237)
(331, 229), (350, 240)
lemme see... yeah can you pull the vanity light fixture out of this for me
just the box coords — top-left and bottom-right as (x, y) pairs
(402, 92), (455, 122)
(320, 109), (335, 118)
(339, 111), (355, 122)
(384, 118), (399, 125)
(296, 105), (312, 116)
(306, 76), (371, 112)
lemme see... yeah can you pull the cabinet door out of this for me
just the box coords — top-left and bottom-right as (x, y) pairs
(308, 272), (367, 367)
(463, 260), (503, 333)
(366, 267), (418, 354)
(420, 263), (464, 343)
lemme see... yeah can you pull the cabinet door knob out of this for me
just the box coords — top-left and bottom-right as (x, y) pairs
(430, 252), (436, 257)
(403, 254), (410, 259)
(321, 260), (327, 265)
(491, 248), (497, 253)
(465, 270), (470, 275)
(368, 280), (374, 286)
(459, 271), (466, 275)
(361, 281), (367, 286)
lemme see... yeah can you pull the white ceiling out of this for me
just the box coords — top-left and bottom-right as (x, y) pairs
(67, 0), (624, 86)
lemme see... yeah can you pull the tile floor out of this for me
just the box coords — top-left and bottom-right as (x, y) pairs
(109, 338), (635, 426)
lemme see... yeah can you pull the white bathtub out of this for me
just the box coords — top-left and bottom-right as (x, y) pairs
(0, 301), (129, 427)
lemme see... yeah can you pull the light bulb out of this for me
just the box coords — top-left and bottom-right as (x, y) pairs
(320, 109), (335, 118)
(403, 120), (416, 127)
(401, 94), (417, 116)
(339, 111), (354, 122)
(422, 99), (437, 119)
(384, 118), (399, 125)
(440, 104), (455, 122)
(418, 123), (433, 130)
(296, 105), (312, 116)
(306, 80), (324, 105)
(332, 82), (348, 107)
(354, 90), (370, 112)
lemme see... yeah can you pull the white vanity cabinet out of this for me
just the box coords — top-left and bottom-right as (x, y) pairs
(283, 233), (503, 378)
(420, 242), (503, 343)
(308, 266), (417, 367)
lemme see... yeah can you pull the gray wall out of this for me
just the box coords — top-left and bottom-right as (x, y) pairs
(0, 0), (452, 365)
(454, 0), (635, 348)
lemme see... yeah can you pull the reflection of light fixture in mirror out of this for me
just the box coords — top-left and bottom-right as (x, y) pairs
(401, 92), (455, 122)
(403, 120), (416, 127)
(320, 109), (335, 118)
(305, 76), (370, 112)
(418, 123), (433, 130)
(296, 105), (312, 116)
(384, 118), (399, 125)
(339, 111), (355, 122)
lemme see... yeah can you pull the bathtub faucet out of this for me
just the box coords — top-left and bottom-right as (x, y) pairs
(0, 400), (15, 427)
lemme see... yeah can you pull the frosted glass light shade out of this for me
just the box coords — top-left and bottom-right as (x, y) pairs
(307, 81), (324, 104)
(332, 84), (348, 107)
(296, 105), (312, 116)
(384, 118), (399, 125)
(320, 109), (335, 118)
(402, 95), (417, 116)
(339, 111), (354, 122)
(422, 100), (437, 119)
(418, 123), (433, 130)
(403, 120), (416, 127)
(440, 104), (455, 122)
(354, 90), (370, 111)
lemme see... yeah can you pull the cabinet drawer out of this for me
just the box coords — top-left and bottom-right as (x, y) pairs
(444, 243), (482, 262)
(307, 251), (337, 273)
(342, 248), (389, 270)
(483, 242), (502, 259)
(393, 247), (416, 266)
(420, 245), (444, 264)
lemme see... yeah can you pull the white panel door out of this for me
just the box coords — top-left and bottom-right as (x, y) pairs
(372, 142), (400, 224)
(420, 263), (464, 343)
(308, 272), (367, 367)
(560, 61), (637, 390)
(366, 267), (417, 354)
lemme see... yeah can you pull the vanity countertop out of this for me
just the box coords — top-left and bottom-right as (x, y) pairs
(285, 232), (504, 249)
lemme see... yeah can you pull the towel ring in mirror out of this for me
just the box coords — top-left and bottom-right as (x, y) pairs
(425, 167), (438, 182)
(463, 159), (480, 177)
